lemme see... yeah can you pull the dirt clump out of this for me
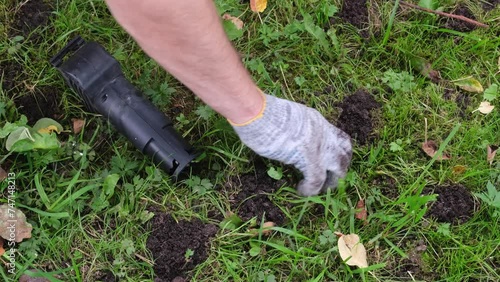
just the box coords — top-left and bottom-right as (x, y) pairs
(393, 240), (438, 281)
(9, 0), (54, 43)
(425, 185), (476, 224)
(444, 5), (477, 32)
(482, 0), (500, 11)
(338, 0), (369, 38)
(146, 214), (218, 282)
(227, 162), (287, 226)
(14, 87), (63, 124)
(336, 90), (381, 145)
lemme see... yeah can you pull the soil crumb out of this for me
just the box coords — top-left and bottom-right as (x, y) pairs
(482, 0), (500, 11)
(15, 87), (63, 124)
(444, 5), (477, 32)
(10, 0), (54, 42)
(336, 90), (381, 145)
(228, 162), (286, 226)
(338, 0), (369, 38)
(425, 185), (476, 224)
(146, 214), (218, 282)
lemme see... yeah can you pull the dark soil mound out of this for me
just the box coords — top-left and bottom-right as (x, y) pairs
(9, 0), (54, 42)
(0, 60), (24, 92)
(146, 214), (218, 282)
(425, 185), (476, 224)
(444, 5), (477, 32)
(336, 90), (381, 145)
(338, 0), (369, 37)
(482, 0), (500, 11)
(15, 87), (63, 124)
(228, 163), (286, 226)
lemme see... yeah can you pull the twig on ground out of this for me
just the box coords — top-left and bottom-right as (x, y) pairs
(400, 1), (489, 28)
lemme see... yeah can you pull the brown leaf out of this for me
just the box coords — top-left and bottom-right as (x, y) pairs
(222, 14), (244, 30)
(71, 118), (86, 134)
(0, 205), (32, 242)
(487, 145), (498, 165)
(355, 199), (368, 224)
(0, 166), (7, 182)
(19, 270), (51, 282)
(452, 165), (467, 175)
(422, 140), (451, 161)
(0, 238), (4, 256)
(248, 221), (275, 237)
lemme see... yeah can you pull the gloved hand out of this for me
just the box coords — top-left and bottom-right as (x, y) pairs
(231, 93), (352, 196)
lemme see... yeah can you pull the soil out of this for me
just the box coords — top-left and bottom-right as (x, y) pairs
(338, 0), (369, 38)
(227, 161), (287, 226)
(424, 185), (476, 224)
(9, 0), (54, 43)
(0, 60), (25, 93)
(482, 0), (500, 11)
(336, 89), (381, 145)
(393, 239), (438, 281)
(444, 5), (477, 32)
(14, 87), (63, 124)
(443, 88), (472, 118)
(146, 214), (218, 282)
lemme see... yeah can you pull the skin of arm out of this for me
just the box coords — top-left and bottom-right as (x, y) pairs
(104, 0), (264, 124)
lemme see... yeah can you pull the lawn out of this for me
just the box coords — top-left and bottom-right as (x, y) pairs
(1, 0), (499, 281)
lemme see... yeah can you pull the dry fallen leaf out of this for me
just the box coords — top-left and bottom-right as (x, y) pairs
(249, 221), (275, 237)
(0, 239), (4, 256)
(422, 140), (451, 161)
(487, 145), (498, 165)
(452, 165), (467, 175)
(338, 233), (369, 268)
(250, 0), (267, 12)
(19, 271), (51, 282)
(355, 199), (368, 224)
(0, 166), (7, 182)
(71, 118), (86, 134)
(453, 77), (484, 93)
(474, 101), (495, 114)
(0, 205), (32, 242)
(222, 14), (244, 30)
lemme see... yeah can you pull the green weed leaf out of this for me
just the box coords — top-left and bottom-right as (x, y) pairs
(483, 84), (498, 102)
(223, 18), (244, 41)
(418, 0), (438, 10)
(103, 174), (120, 197)
(195, 105), (215, 121)
(453, 77), (484, 93)
(267, 166), (283, 180)
(219, 213), (244, 230)
(6, 126), (34, 151)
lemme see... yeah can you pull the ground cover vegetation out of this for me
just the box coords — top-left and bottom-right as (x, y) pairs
(0, 0), (499, 281)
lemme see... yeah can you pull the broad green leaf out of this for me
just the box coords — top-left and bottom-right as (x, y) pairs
(0, 122), (20, 138)
(33, 118), (63, 134)
(103, 174), (120, 197)
(223, 19), (244, 41)
(418, 0), (438, 10)
(453, 77), (484, 93)
(219, 213), (244, 230)
(483, 84), (498, 102)
(6, 126), (34, 151)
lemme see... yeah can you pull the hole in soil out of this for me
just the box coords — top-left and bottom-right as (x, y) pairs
(9, 0), (54, 43)
(226, 161), (287, 226)
(14, 86), (63, 124)
(336, 89), (381, 145)
(424, 184), (477, 224)
(146, 214), (218, 281)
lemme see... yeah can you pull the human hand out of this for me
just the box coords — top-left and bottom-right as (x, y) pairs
(231, 93), (352, 196)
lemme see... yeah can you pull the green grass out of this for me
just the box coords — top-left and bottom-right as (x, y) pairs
(1, 0), (500, 281)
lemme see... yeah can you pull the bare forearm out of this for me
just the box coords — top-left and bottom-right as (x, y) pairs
(105, 0), (263, 123)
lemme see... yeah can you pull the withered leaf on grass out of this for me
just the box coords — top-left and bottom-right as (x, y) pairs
(0, 205), (32, 242)
(453, 77), (484, 93)
(249, 221), (275, 237)
(422, 140), (451, 161)
(409, 55), (441, 83)
(71, 118), (86, 134)
(337, 233), (369, 268)
(452, 165), (467, 175)
(250, 0), (267, 12)
(355, 199), (368, 224)
(0, 166), (7, 181)
(222, 14), (244, 30)
(487, 145), (498, 165)
(474, 101), (495, 114)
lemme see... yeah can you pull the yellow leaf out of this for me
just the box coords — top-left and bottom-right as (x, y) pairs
(487, 145), (498, 165)
(33, 118), (63, 134)
(452, 165), (467, 175)
(250, 0), (267, 12)
(453, 77), (483, 93)
(222, 13), (244, 30)
(38, 125), (59, 134)
(473, 101), (494, 114)
(337, 233), (369, 268)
